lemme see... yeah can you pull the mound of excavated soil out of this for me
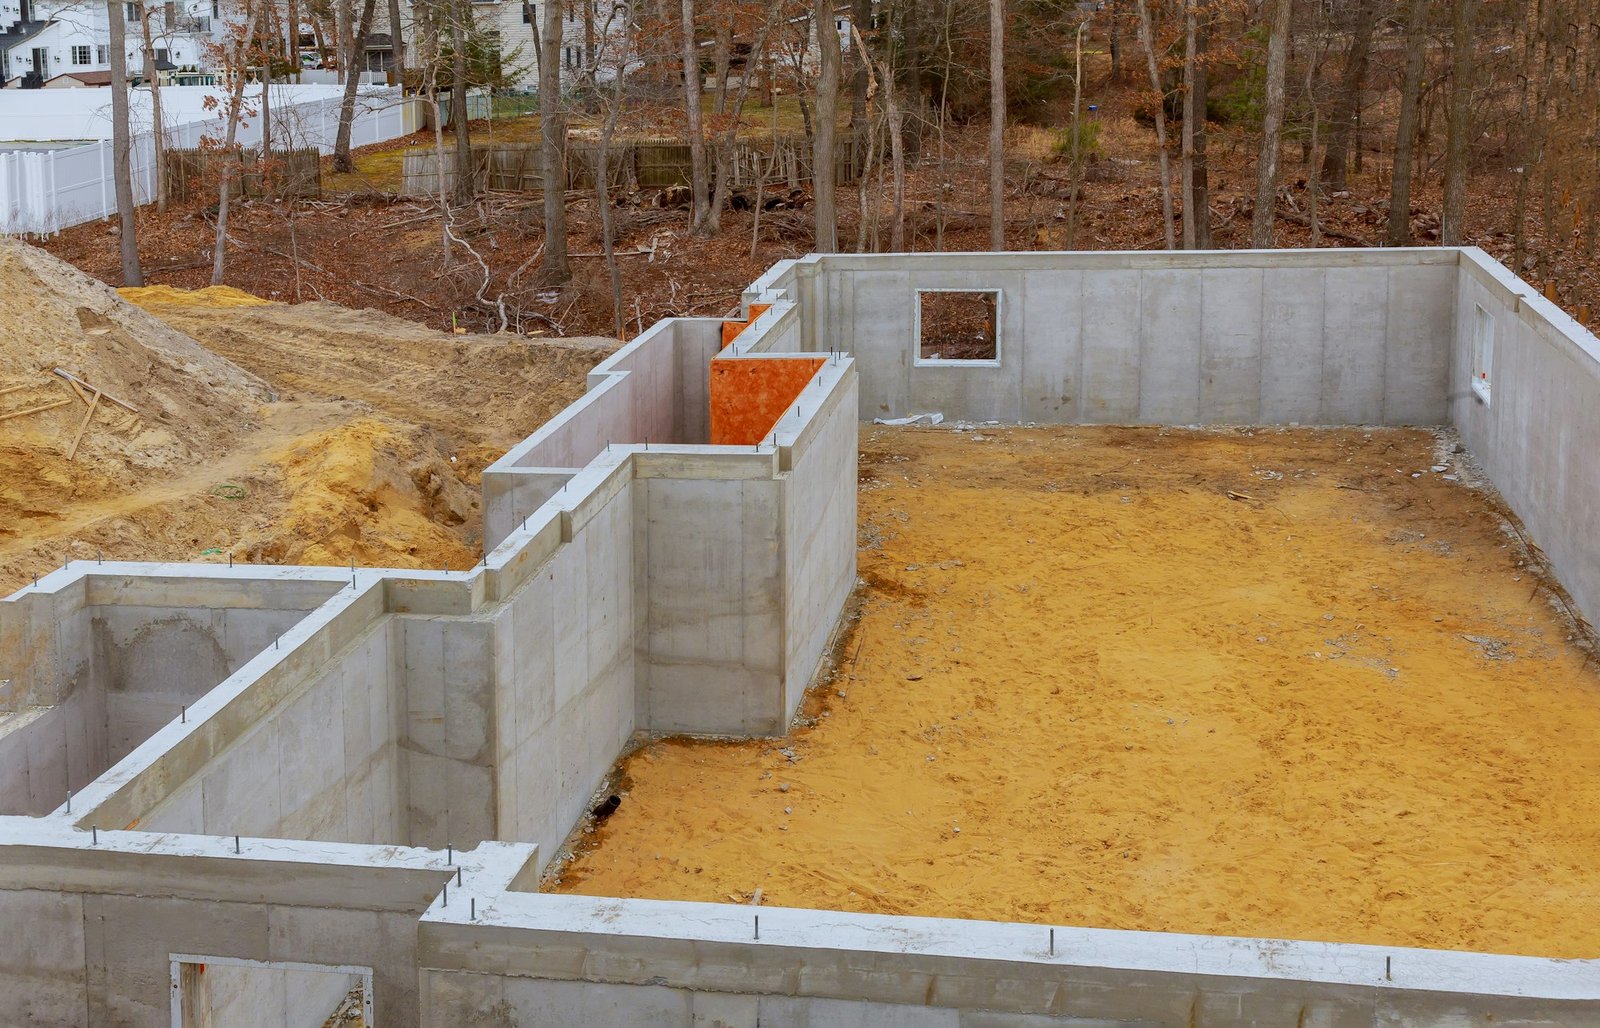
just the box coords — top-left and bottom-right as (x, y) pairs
(120, 290), (615, 458)
(0, 239), (271, 487)
(0, 273), (611, 595)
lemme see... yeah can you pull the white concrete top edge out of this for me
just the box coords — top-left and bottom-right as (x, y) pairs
(0, 812), (473, 871)
(1459, 246), (1600, 364)
(438, 891), (1600, 1000)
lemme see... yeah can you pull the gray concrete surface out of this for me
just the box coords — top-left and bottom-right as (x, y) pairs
(1450, 248), (1600, 632)
(746, 250), (1457, 427)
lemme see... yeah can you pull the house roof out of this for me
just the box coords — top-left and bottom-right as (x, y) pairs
(46, 69), (112, 85)
(365, 32), (392, 50)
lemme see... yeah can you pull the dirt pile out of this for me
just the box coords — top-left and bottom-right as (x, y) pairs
(120, 290), (616, 460)
(0, 275), (610, 595)
(0, 239), (270, 484)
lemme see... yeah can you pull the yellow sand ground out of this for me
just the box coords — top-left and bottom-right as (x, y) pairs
(548, 425), (1600, 959)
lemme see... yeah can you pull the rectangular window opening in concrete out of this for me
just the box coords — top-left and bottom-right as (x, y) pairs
(916, 289), (1001, 365)
(170, 954), (372, 1028)
(1472, 302), (1494, 404)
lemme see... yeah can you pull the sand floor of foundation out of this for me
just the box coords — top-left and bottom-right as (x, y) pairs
(546, 425), (1600, 958)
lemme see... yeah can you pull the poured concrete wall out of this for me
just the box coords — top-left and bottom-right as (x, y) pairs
(491, 463), (636, 869)
(1451, 249), (1600, 628)
(483, 319), (724, 551)
(417, 893), (1600, 1027)
(0, 824), (503, 1026)
(0, 576), (343, 817)
(749, 250), (1457, 427)
(135, 615), (406, 845)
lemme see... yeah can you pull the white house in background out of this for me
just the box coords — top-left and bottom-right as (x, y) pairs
(1, 0), (225, 88)
(366, 0), (624, 92)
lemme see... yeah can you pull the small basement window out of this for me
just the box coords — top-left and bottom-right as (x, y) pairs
(916, 289), (1001, 365)
(1471, 303), (1494, 404)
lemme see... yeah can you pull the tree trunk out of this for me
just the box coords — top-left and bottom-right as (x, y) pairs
(680, 0), (710, 233)
(333, 0), (377, 171)
(598, 72), (625, 338)
(1134, 0), (1176, 249)
(1441, 0), (1480, 245)
(1190, 11), (1209, 248)
(451, 0), (473, 206)
(1066, 19), (1086, 246)
(288, 0), (302, 80)
(212, 18), (259, 286)
(1180, 1), (1196, 248)
(850, 0), (871, 128)
(259, 4), (273, 158)
(1251, 0), (1292, 248)
(387, 0), (405, 78)
(139, 6), (167, 214)
(108, 0), (143, 286)
(1386, 0), (1427, 246)
(711, 21), (732, 115)
(1510, 0), (1542, 267)
(813, 0), (841, 251)
(988, 0), (1004, 250)
(540, 0), (570, 283)
(1319, 0), (1379, 193)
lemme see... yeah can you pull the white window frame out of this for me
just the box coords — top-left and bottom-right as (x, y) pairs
(913, 288), (1003, 368)
(71, 44), (91, 66)
(169, 954), (374, 1028)
(1471, 303), (1494, 405)
(96, 44), (108, 63)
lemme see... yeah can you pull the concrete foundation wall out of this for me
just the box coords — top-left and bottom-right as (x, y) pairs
(136, 614), (406, 846)
(0, 577), (343, 817)
(0, 824), (517, 1026)
(9, 247), (1600, 1027)
(491, 464), (636, 870)
(483, 319), (724, 551)
(749, 251), (1457, 427)
(417, 892), (1600, 1027)
(1451, 250), (1600, 627)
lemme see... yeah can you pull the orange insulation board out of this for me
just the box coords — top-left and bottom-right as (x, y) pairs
(720, 304), (772, 348)
(709, 357), (827, 446)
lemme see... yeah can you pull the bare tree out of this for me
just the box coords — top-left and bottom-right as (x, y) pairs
(988, 0), (1005, 250)
(813, 0), (841, 251)
(108, 0), (143, 286)
(1134, 0), (1176, 249)
(1440, 0), (1479, 245)
(1251, 0), (1292, 247)
(680, 0), (710, 232)
(450, 0), (473, 206)
(138, 4), (168, 214)
(1386, 0), (1427, 246)
(541, 0), (571, 282)
(1320, 0), (1380, 194)
(333, 0), (378, 171)
(387, 0), (405, 77)
(212, 13), (261, 285)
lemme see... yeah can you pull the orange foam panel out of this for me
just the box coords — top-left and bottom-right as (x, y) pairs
(709, 356), (827, 446)
(720, 304), (772, 348)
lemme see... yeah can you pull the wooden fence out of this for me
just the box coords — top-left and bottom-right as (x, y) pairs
(400, 133), (870, 198)
(164, 147), (322, 202)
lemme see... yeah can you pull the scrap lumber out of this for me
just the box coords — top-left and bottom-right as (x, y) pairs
(53, 368), (139, 414)
(67, 390), (102, 460)
(0, 399), (73, 423)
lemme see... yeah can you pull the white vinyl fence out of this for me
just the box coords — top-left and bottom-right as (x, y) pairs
(0, 87), (421, 236)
